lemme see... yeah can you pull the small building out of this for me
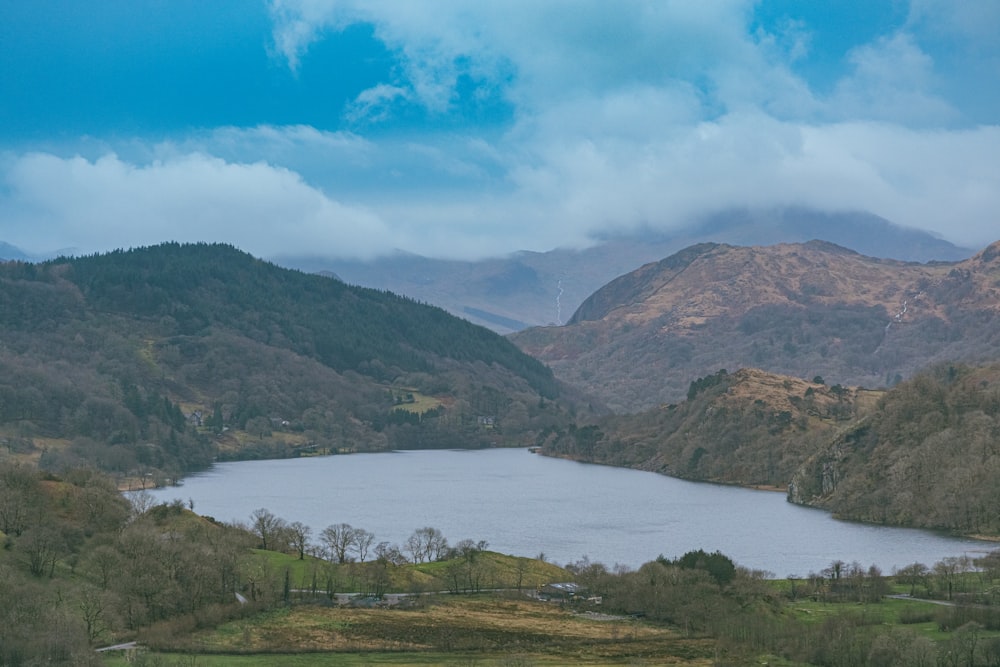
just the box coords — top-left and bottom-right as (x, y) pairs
(538, 582), (585, 601)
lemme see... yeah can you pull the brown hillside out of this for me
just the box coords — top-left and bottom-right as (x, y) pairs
(512, 240), (1000, 412)
(540, 367), (880, 488)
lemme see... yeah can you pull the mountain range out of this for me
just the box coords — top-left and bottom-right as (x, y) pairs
(275, 208), (972, 334)
(511, 239), (1000, 412)
(3, 232), (1000, 537)
(0, 242), (29, 262)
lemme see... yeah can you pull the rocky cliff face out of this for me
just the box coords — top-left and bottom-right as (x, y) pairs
(786, 363), (1000, 535)
(786, 420), (868, 505)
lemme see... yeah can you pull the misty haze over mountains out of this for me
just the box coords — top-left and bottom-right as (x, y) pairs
(272, 208), (973, 334)
(0, 242), (29, 262)
(2, 208), (971, 336)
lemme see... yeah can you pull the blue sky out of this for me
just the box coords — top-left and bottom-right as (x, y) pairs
(1, 0), (998, 260)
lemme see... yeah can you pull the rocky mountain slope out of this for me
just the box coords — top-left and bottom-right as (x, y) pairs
(276, 208), (972, 334)
(512, 239), (1000, 412)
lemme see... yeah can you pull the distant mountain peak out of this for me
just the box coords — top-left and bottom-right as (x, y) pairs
(0, 241), (30, 261)
(272, 207), (973, 334)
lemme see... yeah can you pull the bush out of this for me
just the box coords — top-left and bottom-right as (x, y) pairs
(936, 605), (1000, 631)
(898, 605), (935, 624)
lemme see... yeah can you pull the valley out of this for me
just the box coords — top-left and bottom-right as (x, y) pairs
(2, 237), (1000, 666)
(6, 3), (1000, 663)
(3, 237), (999, 533)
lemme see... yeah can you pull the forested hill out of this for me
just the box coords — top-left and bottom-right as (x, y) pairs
(0, 243), (577, 481)
(58, 243), (557, 391)
(789, 362), (1000, 535)
(538, 368), (880, 489)
(540, 362), (1000, 536)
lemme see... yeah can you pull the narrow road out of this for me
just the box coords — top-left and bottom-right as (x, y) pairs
(95, 641), (137, 653)
(887, 593), (984, 608)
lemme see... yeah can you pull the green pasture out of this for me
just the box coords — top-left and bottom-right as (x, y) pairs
(388, 388), (443, 414)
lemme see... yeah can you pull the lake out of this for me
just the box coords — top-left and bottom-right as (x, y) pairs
(147, 447), (991, 576)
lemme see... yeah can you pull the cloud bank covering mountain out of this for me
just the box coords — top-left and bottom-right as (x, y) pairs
(1, 1), (998, 259)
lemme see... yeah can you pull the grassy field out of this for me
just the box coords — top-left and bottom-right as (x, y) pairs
(105, 653), (668, 666)
(251, 549), (570, 595)
(99, 574), (1000, 667)
(106, 595), (716, 666)
(94, 551), (1000, 667)
(783, 596), (945, 635)
(389, 388), (444, 414)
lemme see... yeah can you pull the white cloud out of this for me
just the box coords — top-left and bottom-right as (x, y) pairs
(796, 123), (1000, 247)
(268, 0), (802, 119)
(268, 0), (361, 73)
(907, 0), (1000, 46)
(205, 124), (372, 157)
(829, 32), (956, 124)
(5, 2), (999, 263)
(3, 112), (999, 262)
(499, 111), (1000, 250)
(344, 84), (411, 124)
(756, 17), (812, 64)
(268, 0), (996, 130)
(903, 0), (1000, 125)
(0, 152), (394, 259)
(165, 125), (378, 193)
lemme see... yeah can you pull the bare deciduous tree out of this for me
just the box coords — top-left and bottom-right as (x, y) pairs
(125, 489), (155, 521)
(288, 521), (312, 560)
(351, 527), (375, 562)
(0, 462), (42, 536)
(250, 508), (285, 551)
(321, 523), (355, 563)
(406, 526), (448, 563)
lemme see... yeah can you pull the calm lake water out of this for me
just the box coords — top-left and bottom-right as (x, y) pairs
(148, 448), (990, 576)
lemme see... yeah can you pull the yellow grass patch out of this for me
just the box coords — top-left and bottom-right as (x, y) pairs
(179, 596), (714, 664)
(389, 387), (444, 414)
